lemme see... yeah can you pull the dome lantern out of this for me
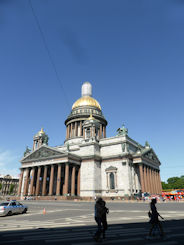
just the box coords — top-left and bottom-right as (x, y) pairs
(81, 82), (92, 97)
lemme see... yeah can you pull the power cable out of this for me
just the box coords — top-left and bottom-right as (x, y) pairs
(28, 0), (70, 110)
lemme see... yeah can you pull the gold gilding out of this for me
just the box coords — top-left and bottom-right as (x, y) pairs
(72, 96), (101, 110)
(39, 128), (45, 135)
(87, 113), (95, 120)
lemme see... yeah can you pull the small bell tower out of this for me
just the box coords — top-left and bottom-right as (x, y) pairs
(83, 114), (100, 141)
(33, 128), (49, 151)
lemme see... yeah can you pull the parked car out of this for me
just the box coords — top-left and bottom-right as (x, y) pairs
(0, 200), (28, 216)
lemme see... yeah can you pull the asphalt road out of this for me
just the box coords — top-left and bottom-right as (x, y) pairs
(0, 200), (184, 245)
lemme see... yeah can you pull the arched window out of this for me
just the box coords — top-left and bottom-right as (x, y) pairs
(110, 173), (115, 189)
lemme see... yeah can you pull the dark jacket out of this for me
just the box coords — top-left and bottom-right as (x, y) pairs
(95, 199), (108, 220)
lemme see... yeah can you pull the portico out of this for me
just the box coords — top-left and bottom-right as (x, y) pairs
(19, 146), (80, 198)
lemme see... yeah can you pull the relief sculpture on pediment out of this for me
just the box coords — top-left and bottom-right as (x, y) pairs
(24, 148), (60, 161)
(145, 151), (157, 161)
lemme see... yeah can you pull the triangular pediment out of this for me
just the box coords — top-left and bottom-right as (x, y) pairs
(142, 148), (160, 163)
(105, 166), (117, 171)
(21, 146), (65, 162)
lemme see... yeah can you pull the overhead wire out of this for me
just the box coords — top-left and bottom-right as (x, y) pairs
(28, 0), (70, 110)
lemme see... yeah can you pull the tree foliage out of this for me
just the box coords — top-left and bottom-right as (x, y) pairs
(0, 182), (2, 190)
(162, 175), (184, 190)
(9, 184), (15, 194)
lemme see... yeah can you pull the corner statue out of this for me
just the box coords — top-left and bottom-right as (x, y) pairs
(117, 124), (128, 136)
(43, 134), (49, 145)
(24, 146), (31, 157)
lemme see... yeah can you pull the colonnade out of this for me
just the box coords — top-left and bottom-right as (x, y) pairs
(18, 163), (80, 197)
(0, 177), (19, 195)
(139, 164), (162, 194)
(66, 121), (106, 139)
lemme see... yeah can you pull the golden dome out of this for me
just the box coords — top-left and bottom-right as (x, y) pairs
(72, 96), (101, 110)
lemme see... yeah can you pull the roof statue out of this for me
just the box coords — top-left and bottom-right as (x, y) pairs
(117, 124), (128, 136)
(145, 141), (150, 148)
(121, 142), (129, 153)
(24, 146), (31, 157)
(43, 134), (49, 145)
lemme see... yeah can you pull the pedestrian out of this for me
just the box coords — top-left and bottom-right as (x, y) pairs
(94, 197), (109, 241)
(147, 198), (165, 240)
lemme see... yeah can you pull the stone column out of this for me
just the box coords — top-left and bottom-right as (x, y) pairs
(156, 170), (159, 194)
(104, 126), (106, 138)
(77, 168), (80, 196)
(83, 128), (85, 138)
(100, 124), (102, 139)
(146, 166), (150, 192)
(139, 164), (145, 193)
(30, 167), (35, 196)
(143, 165), (147, 193)
(149, 168), (153, 194)
(56, 164), (62, 195)
(42, 166), (48, 196)
(152, 170), (155, 193)
(147, 167), (151, 193)
(23, 168), (29, 196)
(93, 126), (95, 137)
(153, 170), (157, 194)
(71, 166), (76, 196)
(75, 122), (77, 136)
(18, 170), (24, 196)
(150, 167), (153, 194)
(66, 125), (68, 139)
(98, 128), (100, 138)
(71, 122), (74, 137)
(156, 170), (161, 194)
(63, 163), (69, 195)
(68, 125), (70, 138)
(90, 126), (92, 137)
(49, 165), (54, 195)
(152, 169), (155, 193)
(35, 166), (41, 196)
(158, 171), (162, 194)
(103, 126), (105, 138)
(80, 121), (82, 136)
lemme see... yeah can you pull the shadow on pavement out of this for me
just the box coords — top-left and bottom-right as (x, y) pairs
(0, 219), (184, 245)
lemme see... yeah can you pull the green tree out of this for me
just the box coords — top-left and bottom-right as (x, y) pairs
(161, 181), (171, 190)
(0, 182), (2, 191)
(166, 176), (184, 189)
(9, 184), (15, 194)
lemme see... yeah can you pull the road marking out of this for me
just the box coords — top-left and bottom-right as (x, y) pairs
(167, 233), (184, 238)
(145, 242), (177, 245)
(71, 237), (144, 245)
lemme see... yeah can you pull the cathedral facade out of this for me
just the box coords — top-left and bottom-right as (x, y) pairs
(18, 82), (162, 199)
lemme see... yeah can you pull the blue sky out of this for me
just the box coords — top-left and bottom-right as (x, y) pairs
(0, 0), (184, 182)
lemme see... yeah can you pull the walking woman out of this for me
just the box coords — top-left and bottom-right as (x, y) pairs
(147, 198), (165, 239)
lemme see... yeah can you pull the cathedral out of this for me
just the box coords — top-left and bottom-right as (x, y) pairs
(18, 82), (162, 199)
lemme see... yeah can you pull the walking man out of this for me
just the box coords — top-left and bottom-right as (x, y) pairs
(94, 197), (109, 241)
